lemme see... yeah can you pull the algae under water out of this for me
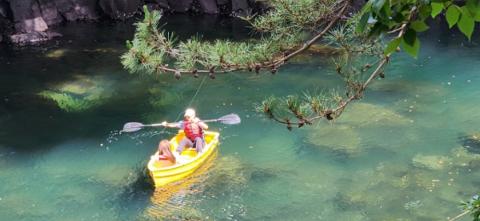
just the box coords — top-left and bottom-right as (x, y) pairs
(0, 16), (479, 220)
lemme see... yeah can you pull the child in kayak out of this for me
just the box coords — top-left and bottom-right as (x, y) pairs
(152, 140), (176, 166)
(161, 108), (209, 154)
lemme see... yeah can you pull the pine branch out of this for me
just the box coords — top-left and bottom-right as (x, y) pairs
(259, 15), (411, 128)
(122, 1), (350, 78)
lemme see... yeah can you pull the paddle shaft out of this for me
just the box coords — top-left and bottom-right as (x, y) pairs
(144, 119), (218, 127)
(122, 114), (239, 132)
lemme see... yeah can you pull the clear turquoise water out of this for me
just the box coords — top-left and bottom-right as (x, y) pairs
(0, 18), (479, 221)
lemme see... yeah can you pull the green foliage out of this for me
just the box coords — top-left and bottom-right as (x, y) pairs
(357, 0), (480, 58)
(255, 89), (343, 127)
(384, 37), (401, 55)
(401, 29), (421, 58)
(39, 91), (101, 112)
(446, 5), (460, 28)
(461, 194), (480, 221)
(458, 8), (475, 40)
(431, 2), (444, 18)
(410, 21), (429, 32)
(122, 1), (339, 75)
(124, 1), (386, 127)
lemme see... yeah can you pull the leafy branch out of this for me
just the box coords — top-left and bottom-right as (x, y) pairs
(122, 0), (349, 78)
(358, 0), (480, 58)
(449, 194), (480, 221)
(122, 0), (479, 131)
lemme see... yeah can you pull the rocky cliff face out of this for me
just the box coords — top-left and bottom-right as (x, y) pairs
(0, 0), (261, 45)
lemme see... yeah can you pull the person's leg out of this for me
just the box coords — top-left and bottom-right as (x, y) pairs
(177, 137), (193, 153)
(194, 137), (205, 153)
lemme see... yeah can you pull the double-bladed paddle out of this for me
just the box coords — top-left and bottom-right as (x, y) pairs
(122, 113), (241, 133)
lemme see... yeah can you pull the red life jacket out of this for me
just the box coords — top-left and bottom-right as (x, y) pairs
(184, 119), (203, 141)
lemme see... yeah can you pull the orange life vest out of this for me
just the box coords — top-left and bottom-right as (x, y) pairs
(184, 119), (203, 141)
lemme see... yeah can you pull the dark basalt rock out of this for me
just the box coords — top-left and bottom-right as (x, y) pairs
(53, 0), (99, 21)
(4, 0), (99, 45)
(9, 0), (48, 33)
(0, 0), (263, 45)
(232, 0), (249, 16)
(167, 0), (193, 13)
(99, 0), (140, 20)
(197, 0), (217, 14)
(0, 0), (11, 18)
(9, 31), (62, 45)
(458, 133), (480, 154)
(145, 0), (169, 9)
(38, 0), (63, 25)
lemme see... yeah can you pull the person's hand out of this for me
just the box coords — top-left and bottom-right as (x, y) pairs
(192, 117), (200, 123)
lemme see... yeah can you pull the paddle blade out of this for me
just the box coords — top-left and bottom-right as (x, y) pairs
(217, 114), (241, 125)
(122, 122), (145, 132)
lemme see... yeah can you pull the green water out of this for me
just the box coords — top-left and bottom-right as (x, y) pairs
(0, 17), (479, 221)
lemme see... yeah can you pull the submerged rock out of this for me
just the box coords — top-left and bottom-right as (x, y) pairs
(38, 75), (111, 112)
(403, 199), (422, 210)
(458, 132), (480, 154)
(450, 146), (480, 168)
(207, 156), (248, 188)
(369, 79), (447, 98)
(249, 167), (278, 183)
(306, 125), (361, 155)
(339, 103), (410, 127)
(148, 87), (183, 109)
(9, 31), (61, 45)
(45, 48), (69, 58)
(412, 154), (451, 170)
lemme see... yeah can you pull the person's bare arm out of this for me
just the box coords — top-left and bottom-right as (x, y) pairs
(161, 121), (181, 128)
(195, 118), (208, 130)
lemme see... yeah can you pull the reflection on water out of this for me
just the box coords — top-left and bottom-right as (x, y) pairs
(0, 18), (479, 221)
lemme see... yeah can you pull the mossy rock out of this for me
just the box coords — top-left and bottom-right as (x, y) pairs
(148, 87), (183, 109)
(45, 49), (68, 58)
(411, 170), (443, 191)
(374, 162), (410, 189)
(208, 156), (249, 187)
(458, 132), (480, 154)
(143, 204), (206, 221)
(306, 125), (361, 155)
(339, 103), (410, 127)
(450, 146), (480, 168)
(369, 79), (447, 97)
(412, 154), (451, 170)
(38, 75), (110, 112)
(58, 75), (97, 95)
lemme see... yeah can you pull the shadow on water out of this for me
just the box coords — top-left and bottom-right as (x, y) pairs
(113, 165), (155, 220)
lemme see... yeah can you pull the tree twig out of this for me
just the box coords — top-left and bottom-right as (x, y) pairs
(448, 210), (470, 221)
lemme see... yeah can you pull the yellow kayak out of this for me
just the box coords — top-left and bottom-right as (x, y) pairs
(147, 130), (220, 187)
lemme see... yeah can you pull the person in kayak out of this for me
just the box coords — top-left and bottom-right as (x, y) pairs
(152, 139), (176, 166)
(161, 108), (209, 154)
